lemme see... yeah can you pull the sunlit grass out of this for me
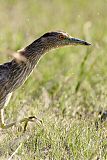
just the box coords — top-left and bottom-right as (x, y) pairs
(0, 0), (107, 159)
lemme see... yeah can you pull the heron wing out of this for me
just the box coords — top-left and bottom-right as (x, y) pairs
(0, 62), (11, 95)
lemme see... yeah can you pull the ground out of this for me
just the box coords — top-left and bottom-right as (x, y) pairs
(0, 0), (107, 159)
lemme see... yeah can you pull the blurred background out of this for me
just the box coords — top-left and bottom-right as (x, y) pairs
(1, 0), (107, 159)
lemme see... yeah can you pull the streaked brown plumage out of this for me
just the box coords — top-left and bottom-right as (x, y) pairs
(0, 31), (91, 130)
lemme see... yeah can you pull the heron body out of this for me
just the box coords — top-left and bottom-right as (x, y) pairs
(0, 31), (90, 130)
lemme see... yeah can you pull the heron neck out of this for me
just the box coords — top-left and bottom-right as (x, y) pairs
(23, 38), (48, 63)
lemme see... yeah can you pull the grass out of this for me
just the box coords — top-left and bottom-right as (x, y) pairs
(0, 0), (107, 159)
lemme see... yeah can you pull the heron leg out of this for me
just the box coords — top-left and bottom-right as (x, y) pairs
(0, 108), (5, 128)
(0, 108), (16, 129)
(0, 93), (16, 129)
(0, 110), (42, 131)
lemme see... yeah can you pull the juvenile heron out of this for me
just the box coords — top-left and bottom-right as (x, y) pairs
(0, 31), (91, 130)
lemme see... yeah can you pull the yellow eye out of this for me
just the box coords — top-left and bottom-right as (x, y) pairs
(58, 34), (65, 40)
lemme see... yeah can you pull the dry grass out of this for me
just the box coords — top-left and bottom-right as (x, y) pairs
(0, 0), (107, 159)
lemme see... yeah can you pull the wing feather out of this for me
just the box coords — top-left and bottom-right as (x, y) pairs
(0, 62), (11, 95)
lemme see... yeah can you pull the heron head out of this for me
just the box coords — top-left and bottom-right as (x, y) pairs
(40, 31), (91, 49)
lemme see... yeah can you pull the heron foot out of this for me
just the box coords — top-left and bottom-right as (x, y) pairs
(21, 116), (43, 132)
(0, 114), (42, 132)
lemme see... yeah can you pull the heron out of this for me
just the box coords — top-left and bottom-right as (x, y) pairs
(0, 31), (91, 131)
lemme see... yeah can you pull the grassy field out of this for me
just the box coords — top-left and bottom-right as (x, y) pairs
(0, 0), (107, 159)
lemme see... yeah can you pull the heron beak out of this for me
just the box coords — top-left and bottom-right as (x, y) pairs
(69, 37), (91, 46)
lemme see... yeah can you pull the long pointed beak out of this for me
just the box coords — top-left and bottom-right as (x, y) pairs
(69, 37), (91, 46)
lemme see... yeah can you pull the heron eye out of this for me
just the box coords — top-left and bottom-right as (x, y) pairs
(58, 35), (65, 40)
